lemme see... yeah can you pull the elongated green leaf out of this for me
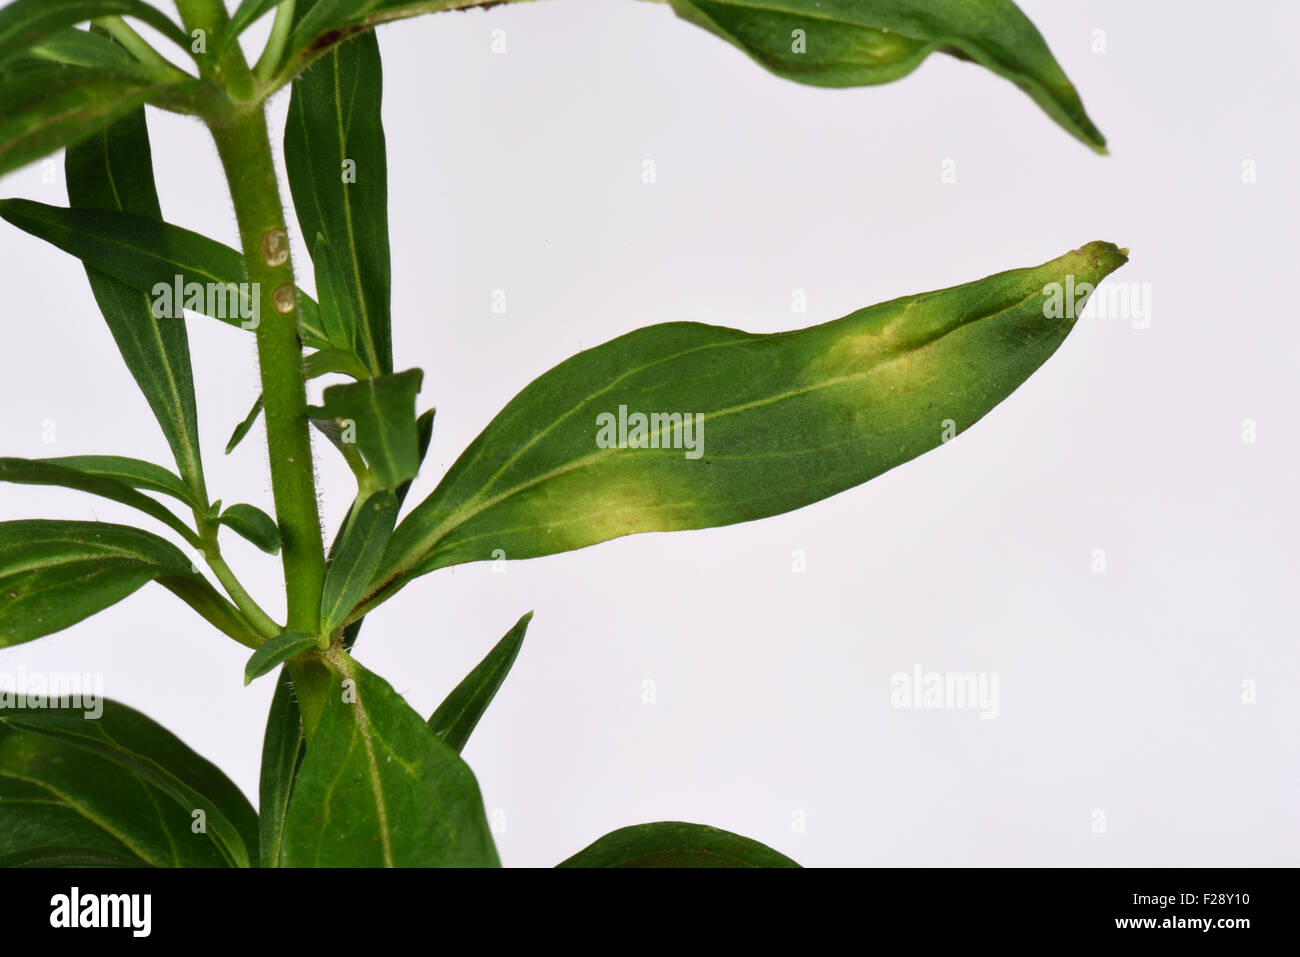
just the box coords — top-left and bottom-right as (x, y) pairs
(311, 369), (423, 489)
(0, 63), (167, 178)
(428, 611), (530, 753)
(15, 25), (144, 71)
(363, 243), (1127, 609)
(223, 0), (286, 48)
(304, 346), (373, 382)
(395, 407), (436, 506)
(666, 0), (1105, 152)
(225, 395), (264, 455)
(37, 454), (197, 508)
(0, 519), (199, 647)
(65, 106), (208, 499)
(285, 30), (391, 375)
(225, 347), (372, 455)
(244, 632), (318, 685)
(557, 821), (800, 868)
(1, 698), (258, 868)
(281, 656), (500, 867)
(320, 491), (396, 636)
(335, 409), (434, 653)
(0, 0), (189, 67)
(312, 234), (357, 354)
(219, 503), (281, 555)
(0, 457), (198, 546)
(259, 668), (305, 867)
(0, 199), (331, 349)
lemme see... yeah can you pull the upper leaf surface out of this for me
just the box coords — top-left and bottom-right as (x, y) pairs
(244, 632), (318, 685)
(428, 611), (531, 753)
(363, 243), (1126, 608)
(0, 63), (169, 178)
(66, 106), (208, 499)
(0, 697), (258, 867)
(219, 502), (282, 555)
(0, 0), (188, 68)
(36, 454), (198, 508)
(285, 30), (391, 375)
(667, 0), (1106, 152)
(258, 668), (305, 867)
(0, 721), (212, 867)
(320, 490), (397, 636)
(0, 199), (332, 349)
(0, 519), (196, 647)
(312, 369), (424, 489)
(281, 655), (500, 867)
(0, 457), (198, 546)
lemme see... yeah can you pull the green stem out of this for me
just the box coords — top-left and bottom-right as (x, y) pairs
(208, 111), (327, 641)
(206, 551), (281, 639)
(93, 16), (193, 80)
(176, 0), (332, 735)
(254, 0), (296, 83)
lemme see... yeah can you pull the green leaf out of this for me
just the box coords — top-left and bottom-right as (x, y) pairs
(285, 29), (392, 375)
(0, 199), (331, 349)
(0, 519), (200, 648)
(0, 62), (167, 179)
(282, 2), (526, 75)
(15, 25), (144, 71)
(0, 0), (189, 67)
(428, 611), (531, 753)
(64, 106), (208, 499)
(244, 632), (318, 685)
(37, 454), (198, 508)
(320, 491), (397, 636)
(557, 821), (800, 868)
(223, 0), (286, 48)
(258, 668), (305, 867)
(0, 845), (149, 867)
(219, 503), (281, 555)
(1, 698), (258, 868)
(224, 347), (372, 455)
(312, 233), (357, 353)
(666, 0), (1106, 152)
(365, 243), (1127, 607)
(395, 407), (436, 507)
(0, 729), (190, 867)
(224, 394), (264, 455)
(0, 457), (199, 547)
(281, 655), (500, 867)
(311, 369), (424, 489)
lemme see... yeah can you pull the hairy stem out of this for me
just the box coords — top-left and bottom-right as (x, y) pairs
(208, 112), (326, 639)
(176, 0), (331, 737)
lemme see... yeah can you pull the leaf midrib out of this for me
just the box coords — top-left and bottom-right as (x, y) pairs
(384, 286), (1042, 584)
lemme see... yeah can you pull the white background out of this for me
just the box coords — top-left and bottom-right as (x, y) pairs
(1, 0), (1297, 866)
